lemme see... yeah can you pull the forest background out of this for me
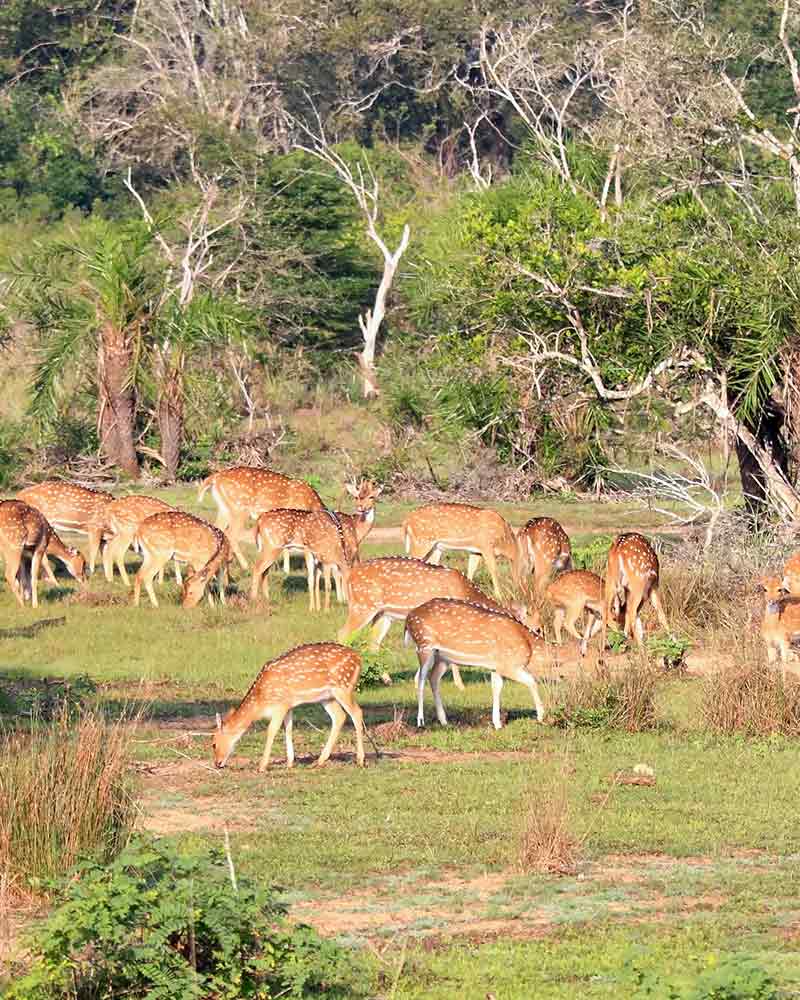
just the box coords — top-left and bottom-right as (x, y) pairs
(1, 0), (800, 520)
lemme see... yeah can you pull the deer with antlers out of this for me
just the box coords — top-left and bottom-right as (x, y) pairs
(212, 642), (365, 770)
(402, 502), (521, 598)
(517, 517), (572, 594)
(406, 598), (552, 729)
(133, 511), (231, 608)
(16, 480), (114, 578)
(0, 500), (86, 607)
(601, 533), (668, 652)
(198, 466), (324, 570)
(86, 495), (179, 586)
(758, 576), (800, 680)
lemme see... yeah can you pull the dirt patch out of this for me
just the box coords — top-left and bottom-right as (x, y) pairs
(139, 795), (256, 835)
(289, 858), (734, 944)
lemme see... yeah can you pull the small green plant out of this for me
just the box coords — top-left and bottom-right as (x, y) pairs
(572, 534), (614, 572)
(628, 951), (780, 999)
(8, 837), (366, 1000)
(342, 629), (393, 688)
(646, 632), (691, 669)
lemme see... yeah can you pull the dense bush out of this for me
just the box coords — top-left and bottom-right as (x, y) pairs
(8, 838), (367, 1000)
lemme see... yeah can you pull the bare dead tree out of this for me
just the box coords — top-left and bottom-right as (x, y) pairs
(290, 106), (410, 399)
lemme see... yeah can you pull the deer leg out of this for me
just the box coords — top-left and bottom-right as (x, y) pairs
(6, 552), (25, 607)
(490, 671), (505, 730)
(466, 552), (481, 580)
(217, 566), (227, 605)
(334, 690), (366, 766)
(483, 549), (502, 599)
(427, 545), (442, 565)
(553, 608), (566, 644)
(258, 710), (288, 772)
(510, 663), (545, 723)
(450, 665), (465, 690)
(649, 585), (669, 632)
(580, 614), (602, 657)
(227, 512), (249, 570)
(315, 700), (347, 767)
(250, 546), (277, 602)
(369, 614), (393, 651)
(416, 649), (436, 727)
(30, 545), (45, 609)
(305, 551), (317, 613)
(564, 604), (585, 643)
(323, 564), (332, 613)
(283, 550), (291, 574)
(284, 709), (294, 768)
(430, 658), (449, 727)
(41, 555), (58, 585)
(135, 552), (160, 608)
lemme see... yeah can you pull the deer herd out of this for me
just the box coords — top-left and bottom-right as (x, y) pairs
(2, 466), (799, 771)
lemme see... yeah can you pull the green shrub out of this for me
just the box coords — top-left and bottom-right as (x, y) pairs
(8, 838), (366, 1000)
(0, 417), (26, 488)
(0, 706), (134, 889)
(572, 534), (614, 572)
(628, 952), (779, 999)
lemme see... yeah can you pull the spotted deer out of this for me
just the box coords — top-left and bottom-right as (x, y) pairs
(402, 503), (521, 598)
(758, 575), (800, 680)
(782, 551), (800, 595)
(537, 569), (610, 655)
(133, 511), (231, 608)
(17, 480), (114, 577)
(338, 556), (509, 688)
(198, 467), (324, 570)
(87, 495), (178, 586)
(212, 643), (365, 770)
(405, 598), (552, 729)
(250, 508), (355, 612)
(517, 517), (572, 594)
(602, 533), (668, 652)
(0, 500), (85, 607)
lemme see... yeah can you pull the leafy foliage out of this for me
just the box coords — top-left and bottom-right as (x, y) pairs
(8, 837), (365, 1000)
(627, 950), (780, 999)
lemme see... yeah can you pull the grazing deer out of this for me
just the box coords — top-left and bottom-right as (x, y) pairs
(250, 508), (355, 611)
(0, 500), (85, 607)
(405, 598), (549, 729)
(338, 556), (508, 688)
(133, 511), (231, 608)
(758, 576), (800, 679)
(601, 533), (668, 652)
(87, 495), (177, 586)
(212, 642), (365, 770)
(198, 466), (324, 570)
(16, 480), (114, 577)
(782, 551), (800, 595)
(518, 517), (572, 594)
(402, 503), (521, 598)
(539, 569), (608, 655)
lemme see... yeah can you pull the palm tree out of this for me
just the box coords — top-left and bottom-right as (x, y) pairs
(11, 221), (157, 478)
(150, 292), (253, 481)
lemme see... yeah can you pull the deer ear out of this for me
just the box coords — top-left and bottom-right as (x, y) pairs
(215, 712), (222, 730)
(345, 483), (358, 497)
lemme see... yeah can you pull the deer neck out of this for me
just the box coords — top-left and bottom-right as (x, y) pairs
(356, 507), (375, 543)
(46, 531), (71, 563)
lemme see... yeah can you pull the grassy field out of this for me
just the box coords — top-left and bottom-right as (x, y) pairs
(2, 488), (800, 997)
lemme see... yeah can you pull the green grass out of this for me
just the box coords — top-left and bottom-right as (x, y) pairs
(2, 489), (799, 996)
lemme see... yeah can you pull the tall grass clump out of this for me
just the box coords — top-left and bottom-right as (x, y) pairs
(0, 707), (136, 888)
(550, 660), (660, 732)
(518, 780), (578, 875)
(700, 659), (800, 737)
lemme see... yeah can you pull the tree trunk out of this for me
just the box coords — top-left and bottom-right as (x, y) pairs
(157, 363), (184, 482)
(732, 394), (794, 520)
(98, 323), (139, 478)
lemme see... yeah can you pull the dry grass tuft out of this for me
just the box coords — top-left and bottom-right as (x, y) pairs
(700, 654), (800, 737)
(65, 590), (128, 607)
(0, 707), (137, 888)
(372, 709), (413, 743)
(518, 781), (578, 875)
(551, 659), (660, 732)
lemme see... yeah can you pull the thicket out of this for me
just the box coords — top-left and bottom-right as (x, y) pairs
(7, 838), (367, 1000)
